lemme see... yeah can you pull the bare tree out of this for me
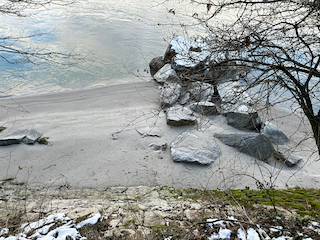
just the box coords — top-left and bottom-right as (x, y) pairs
(168, 0), (320, 154)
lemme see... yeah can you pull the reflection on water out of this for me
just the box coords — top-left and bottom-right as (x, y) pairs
(0, 0), (206, 96)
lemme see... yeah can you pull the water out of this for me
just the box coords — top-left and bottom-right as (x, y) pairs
(0, 0), (206, 97)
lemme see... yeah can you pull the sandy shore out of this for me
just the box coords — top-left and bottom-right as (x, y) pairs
(0, 79), (319, 190)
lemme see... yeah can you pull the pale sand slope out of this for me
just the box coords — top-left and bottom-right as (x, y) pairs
(0, 80), (319, 190)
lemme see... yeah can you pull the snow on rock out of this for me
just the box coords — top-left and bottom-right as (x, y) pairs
(0, 229), (8, 237)
(76, 213), (101, 228)
(247, 228), (260, 240)
(21, 213), (68, 234)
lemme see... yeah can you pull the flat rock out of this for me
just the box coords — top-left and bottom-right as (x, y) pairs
(171, 130), (221, 165)
(153, 63), (180, 84)
(215, 133), (275, 160)
(143, 210), (167, 227)
(0, 129), (42, 146)
(261, 121), (289, 145)
(166, 105), (197, 126)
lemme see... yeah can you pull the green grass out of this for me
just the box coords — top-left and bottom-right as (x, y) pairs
(37, 137), (49, 145)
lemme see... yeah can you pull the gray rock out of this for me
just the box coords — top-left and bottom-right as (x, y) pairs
(179, 92), (191, 105)
(275, 145), (302, 167)
(166, 105), (197, 126)
(188, 81), (214, 102)
(0, 138), (21, 146)
(0, 129), (42, 146)
(153, 64), (180, 84)
(189, 102), (219, 115)
(149, 56), (165, 77)
(219, 103), (254, 115)
(168, 36), (210, 71)
(205, 64), (238, 82)
(261, 121), (289, 145)
(215, 133), (275, 160)
(171, 130), (221, 165)
(160, 82), (181, 107)
(163, 44), (177, 63)
(226, 112), (261, 131)
(217, 81), (253, 114)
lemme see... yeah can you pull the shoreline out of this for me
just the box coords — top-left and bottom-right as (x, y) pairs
(0, 80), (319, 190)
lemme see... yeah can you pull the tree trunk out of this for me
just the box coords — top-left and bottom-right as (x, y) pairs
(309, 112), (320, 155)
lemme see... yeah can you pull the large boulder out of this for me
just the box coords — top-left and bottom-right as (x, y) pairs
(226, 111), (261, 131)
(261, 121), (289, 145)
(166, 105), (197, 126)
(0, 129), (42, 146)
(153, 63), (180, 84)
(275, 145), (302, 167)
(171, 130), (221, 165)
(215, 133), (275, 161)
(149, 56), (165, 77)
(160, 82), (182, 107)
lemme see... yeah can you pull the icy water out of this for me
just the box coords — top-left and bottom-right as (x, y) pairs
(0, 0), (206, 97)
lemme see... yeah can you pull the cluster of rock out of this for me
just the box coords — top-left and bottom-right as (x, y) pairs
(149, 36), (302, 167)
